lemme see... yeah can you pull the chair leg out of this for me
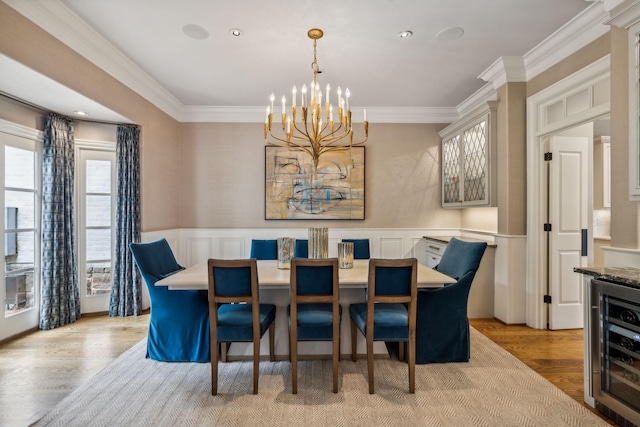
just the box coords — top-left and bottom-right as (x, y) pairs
(269, 322), (275, 362)
(253, 335), (260, 395)
(211, 338), (218, 396)
(408, 337), (415, 393)
(333, 330), (339, 393)
(367, 331), (374, 394)
(398, 341), (405, 361)
(350, 319), (358, 362)
(291, 333), (298, 394)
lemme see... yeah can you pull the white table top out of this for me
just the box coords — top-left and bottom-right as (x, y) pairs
(156, 259), (456, 290)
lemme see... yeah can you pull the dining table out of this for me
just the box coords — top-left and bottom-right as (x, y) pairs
(156, 259), (456, 359)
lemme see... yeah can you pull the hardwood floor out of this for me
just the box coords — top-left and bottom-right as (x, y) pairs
(0, 315), (617, 426)
(470, 318), (616, 425)
(0, 313), (149, 426)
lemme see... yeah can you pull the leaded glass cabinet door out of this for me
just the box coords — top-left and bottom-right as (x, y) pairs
(462, 120), (488, 204)
(442, 135), (461, 204)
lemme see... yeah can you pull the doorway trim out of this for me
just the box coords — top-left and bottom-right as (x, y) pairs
(526, 55), (610, 329)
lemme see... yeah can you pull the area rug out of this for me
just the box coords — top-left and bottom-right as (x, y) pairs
(32, 328), (608, 426)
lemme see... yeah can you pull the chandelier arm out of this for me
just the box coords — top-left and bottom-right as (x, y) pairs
(265, 137), (316, 160)
(317, 129), (366, 147)
(317, 136), (368, 156)
(292, 120), (312, 140)
(266, 131), (313, 149)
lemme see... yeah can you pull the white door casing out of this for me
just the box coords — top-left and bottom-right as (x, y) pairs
(547, 136), (589, 330)
(526, 55), (609, 329)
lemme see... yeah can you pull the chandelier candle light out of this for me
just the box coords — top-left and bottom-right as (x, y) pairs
(264, 28), (368, 174)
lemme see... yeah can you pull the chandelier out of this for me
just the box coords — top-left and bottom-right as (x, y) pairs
(264, 28), (368, 173)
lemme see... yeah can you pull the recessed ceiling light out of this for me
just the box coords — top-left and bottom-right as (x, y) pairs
(436, 27), (464, 42)
(398, 30), (413, 39)
(182, 24), (210, 40)
(73, 111), (89, 116)
(229, 28), (243, 37)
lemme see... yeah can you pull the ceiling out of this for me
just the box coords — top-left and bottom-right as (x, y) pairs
(2, 0), (606, 124)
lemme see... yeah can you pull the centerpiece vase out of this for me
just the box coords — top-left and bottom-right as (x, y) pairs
(308, 227), (328, 259)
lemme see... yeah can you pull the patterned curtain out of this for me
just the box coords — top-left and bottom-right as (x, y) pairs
(109, 125), (141, 316)
(40, 114), (80, 330)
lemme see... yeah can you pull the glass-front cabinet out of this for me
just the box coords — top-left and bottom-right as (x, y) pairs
(439, 101), (497, 208)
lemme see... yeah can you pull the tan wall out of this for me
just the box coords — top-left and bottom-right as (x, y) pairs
(75, 121), (117, 142)
(609, 25), (639, 249)
(496, 82), (527, 236)
(179, 122), (462, 229)
(461, 207), (497, 232)
(0, 2), (180, 232)
(0, 97), (45, 130)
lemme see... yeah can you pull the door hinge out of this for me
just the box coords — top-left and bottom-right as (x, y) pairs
(544, 223), (552, 232)
(543, 295), (552, 304)
(544, 152), (552, 161)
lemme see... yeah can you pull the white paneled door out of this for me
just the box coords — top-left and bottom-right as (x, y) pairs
(548, 136), (589, 330)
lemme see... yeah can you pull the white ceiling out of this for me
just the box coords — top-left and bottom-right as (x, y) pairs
(1, 0), (612, 124)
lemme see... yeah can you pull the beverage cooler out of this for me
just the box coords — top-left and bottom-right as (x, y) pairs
(591, 278), (640, 426)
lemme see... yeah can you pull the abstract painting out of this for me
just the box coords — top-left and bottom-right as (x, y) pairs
(265, 146), (365, 220)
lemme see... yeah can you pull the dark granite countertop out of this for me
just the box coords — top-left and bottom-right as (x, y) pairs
(574, 266), (640, 289)
(423, 235), (497, 248)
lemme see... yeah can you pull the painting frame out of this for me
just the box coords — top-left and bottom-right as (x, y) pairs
(265, 146), (365, 220)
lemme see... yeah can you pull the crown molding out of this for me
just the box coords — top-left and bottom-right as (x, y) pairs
(0, 117), (43, 141)
(478, 56), (526, 89)
(606, 0), (640, 28)
(2, 0), (183, 121)
(478, 56), (527, 89)
(456, 83), (497, 118)
(180, 106), (459, 124)
(523, 2), (610, 81)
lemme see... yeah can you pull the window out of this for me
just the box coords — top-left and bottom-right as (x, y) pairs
(77, 143), (116, 312)
(3, 138), (38, 317)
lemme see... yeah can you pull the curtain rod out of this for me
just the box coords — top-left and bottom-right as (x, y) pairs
(0, 91), (137, 128)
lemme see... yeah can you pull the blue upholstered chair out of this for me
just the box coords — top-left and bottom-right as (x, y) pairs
(294, 239), (308, 258)
(415, 238), (487, 364)
(342, 239), (370, 259)
(288, 258), (341, 393)
(349, 258), (418, 394)
(207, 258), (276, 395)
(250, 239), (278, 260)
(129, 238), (210, 362)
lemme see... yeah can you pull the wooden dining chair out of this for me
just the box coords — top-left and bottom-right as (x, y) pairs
(349, 258), (418, 394)
(207, 259), (276, 395)
(288, 258), (341, 393)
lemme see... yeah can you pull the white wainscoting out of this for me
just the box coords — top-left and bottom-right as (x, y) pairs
(143, 228), (464, 268)
(493, 234), (527, 324)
